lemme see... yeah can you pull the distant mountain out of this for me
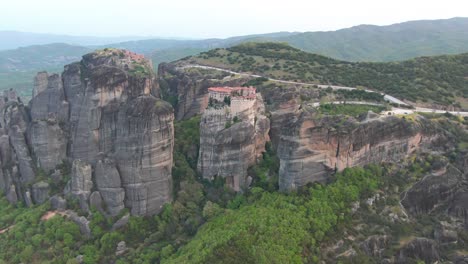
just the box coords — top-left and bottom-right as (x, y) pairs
(101, 32), (298, 62)
(0, 43), (91, 99)
(274, 17), (468, 61)
(0, 43), (91, 71)
(0, 31), (156, 50)
(2, 17), (468, 99)
(145, 17), (468, 65)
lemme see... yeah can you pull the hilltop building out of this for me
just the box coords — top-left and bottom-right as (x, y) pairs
(207, 86), (256, 116)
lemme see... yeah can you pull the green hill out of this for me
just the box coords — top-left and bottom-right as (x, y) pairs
(0, 43), (91, 99)
(275, 17), (468, 62)
(184, 42), (468, 107)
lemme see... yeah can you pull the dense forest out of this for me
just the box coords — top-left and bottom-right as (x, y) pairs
(191, 42), (468, 107)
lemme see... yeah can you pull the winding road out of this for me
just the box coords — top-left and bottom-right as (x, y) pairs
(179, 64), (468, 116)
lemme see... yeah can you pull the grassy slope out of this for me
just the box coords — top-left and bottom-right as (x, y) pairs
(185, 42), (468, 107)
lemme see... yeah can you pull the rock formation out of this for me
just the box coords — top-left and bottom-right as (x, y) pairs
(275, 110), (439, 191)
(396, 238), (440, 263)
(31, 181), (50, 204)
(0, 49), (174, 216)
(197, 94), (270, 191)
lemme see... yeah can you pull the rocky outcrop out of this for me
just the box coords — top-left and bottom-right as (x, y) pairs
(29, 72), (69, 122)
(31, 181), (50, 204)
(33, 71), (49, 98)
(61, 50), (174, 215)
(70, 160), (92, 211)
(0, 49), (175, 216)
(360, 235), (391, 258)
(276, 111), (438, 191)
(94, 159), (125, 216)
(396, 238), (440, 263)
(402, 164), (463, 216)
(27, 120), (67, 172)
(115, 241), (127, 256)
(197, 94), (269, 191)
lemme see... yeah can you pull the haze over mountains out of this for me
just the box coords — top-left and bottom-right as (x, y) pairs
(0, 31), (164, 51)
(1, 17), (468, 99)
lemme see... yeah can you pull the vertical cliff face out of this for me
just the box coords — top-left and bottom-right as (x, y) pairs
(0, 49), (175, 216)
(59, 50), (174, 215)
(197, 95), (270, 191)
(276, 110), (439, 191)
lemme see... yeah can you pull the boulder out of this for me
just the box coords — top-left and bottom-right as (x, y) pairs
(112, 214), (130, 231)
(434, 222), (458, 244)
(32, 181), (50, 204)
(396, 238), (439, 264)
(50, 169), (63, 183)
(50, 195), (67, 210)
(115, 241), (127, 256)
(68, 211), (91, 238)
(89, 191), (103, 211)
(6, 185), (18, 204)
(24, 190), (33, 207)
(360, 235), (391, 258)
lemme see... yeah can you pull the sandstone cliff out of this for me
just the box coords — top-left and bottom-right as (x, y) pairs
(275, 109), (440, 191)
(197, 94), (270, 191)
(0, 49), (174, 216)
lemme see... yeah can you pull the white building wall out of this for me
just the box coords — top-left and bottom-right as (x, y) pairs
(231, 98), (255, 116)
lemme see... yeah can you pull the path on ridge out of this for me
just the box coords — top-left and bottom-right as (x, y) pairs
(179, 64), (468, 116)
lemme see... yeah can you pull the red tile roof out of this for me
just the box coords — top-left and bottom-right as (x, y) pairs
(208, 86), (256, 93)
(208, 87), (234, 93)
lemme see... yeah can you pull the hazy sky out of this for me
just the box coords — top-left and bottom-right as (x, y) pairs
(2, 0), (467, 38)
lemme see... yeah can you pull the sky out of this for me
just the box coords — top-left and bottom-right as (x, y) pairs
(2, 0), (468, 38)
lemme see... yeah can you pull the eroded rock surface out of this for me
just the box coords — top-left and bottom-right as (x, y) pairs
(276, 111), (439, 191)
(197, 94), (269, 191)
(0, 49), (175, 216)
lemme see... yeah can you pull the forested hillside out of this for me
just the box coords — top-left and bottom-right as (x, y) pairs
(187, 42), (468, 107)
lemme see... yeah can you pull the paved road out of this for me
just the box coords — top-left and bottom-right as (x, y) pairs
(181, 65), (409, 105)
(179, 64), (468, 116)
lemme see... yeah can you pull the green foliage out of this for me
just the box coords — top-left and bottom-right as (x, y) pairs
(128, 64), (151, 78)
(172, 116), (201, 194)
(225, 120), (232, 129)
(223, 95), (231, 106)
(334, 89), (385, 102)
(159, 78), (178, 108)
(242, 77), (269, 87)
(319, 103), (387, 117)
(0, 200), (86, 263)
(249, 142), (280, 191)
(195, 42), (468, 106)
(163, 166), (382, 263)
